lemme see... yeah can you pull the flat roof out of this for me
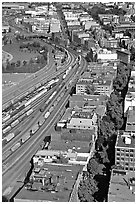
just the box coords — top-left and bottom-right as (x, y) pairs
(108, 171), (135, 202)
(70, 94), (107, 102)
(72, 111), (94, 119)
(49, 139), (90, 153)
(14, 164), (83, 202)
(116, 133), (135, 149)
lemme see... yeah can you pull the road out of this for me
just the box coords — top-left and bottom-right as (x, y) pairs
(2, 55), (87, 199)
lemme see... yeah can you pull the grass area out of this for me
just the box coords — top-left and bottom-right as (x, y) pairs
(2, 40), (41, 63)
(2, 73), (32, 91)
(2, 39), (48, 73)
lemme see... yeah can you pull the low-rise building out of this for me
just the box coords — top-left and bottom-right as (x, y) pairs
(108, 169), (135, 202)
(76, 78), (113, 96)
(69, 94), (107, 109)
(117, 48), (131, 64)
(97, 49), (117, 62)
(67, 110), (97, 130)
(125, 106), (135, 133)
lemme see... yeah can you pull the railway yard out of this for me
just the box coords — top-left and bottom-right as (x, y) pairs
(2, 40), (86, 199)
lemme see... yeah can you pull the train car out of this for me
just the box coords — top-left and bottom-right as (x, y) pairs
(31, 124), (39, 134)
(63, 74), (66, 79)
(24, 105), (31, 111)
(2, 138), (7, 147)
(2, 126), (11, 134)
(57, 96), (61, 102)
(11, 142), (21, 152)
(37, 86), (45, 93)
(38, 117), (45, 126)
(5, 133), (15, 142)
(19, 113), (27, 122)
(53, 101), (58, 107)
(26, 109), (33, 116)
(35, 83), (41, 89)
(2, 150), (12, 161)
(21, 133), (30, 143)
(60, 92), (64, 98)
(2, 114), (10, 123)
(25, 88), (47, 107)
(48, 91), (57, 101)
(44, 111), (50, 119)
(2, 123), (6, 129)
(49, 106), (54, 113)
(40, 104), (47, 112)
(11, 119), (19, 128)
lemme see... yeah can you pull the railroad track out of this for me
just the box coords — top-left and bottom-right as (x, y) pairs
(2, 43), (75, 107)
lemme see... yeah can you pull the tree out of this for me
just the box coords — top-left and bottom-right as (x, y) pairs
(130, 46), (135, 61)
(29, 58), (34, 64)
(78, 172), (98, 202)
(22, 60), (27, 66)
(86, 84), (95, 95)
(95, 145), (110, 165)
(87, 157), (105, 177)
(2, 64), (6, 72)
(36, 56), (41, 63)
(16, 60), (21, 67)
(85, 48), (93, 62)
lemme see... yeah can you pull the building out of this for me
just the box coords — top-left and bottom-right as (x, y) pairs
(69, 94), (107, 109)
(50, 19), (61, 33)
(117, 48), (131, 64)
(97, 49), (117, 62)
(115, 131), (135, 172)
(76, 78), (113, 96)
(125, 106), (135, 133)
(2, 25), (10, 33)
(108, 169), (135, 202)
(67, 110), (97, 130)
(14, 143), (90, 202)
(99, 37), (119, 49)
(2, 3), (25, 10)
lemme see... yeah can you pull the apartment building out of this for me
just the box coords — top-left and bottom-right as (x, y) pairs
(76, 78), (113, 96)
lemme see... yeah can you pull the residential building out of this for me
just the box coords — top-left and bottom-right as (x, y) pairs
(76, 78), (113, 96)
(69, 94), (107, 109)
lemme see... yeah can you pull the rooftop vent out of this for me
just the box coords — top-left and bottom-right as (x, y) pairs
(125, 137), (131, 145)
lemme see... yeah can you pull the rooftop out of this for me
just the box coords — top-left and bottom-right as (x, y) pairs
(108, 170), (135, 202)
(116, 132), (135, 149)
(49, 138), (91, 153)
(117, 48), (131, 55)
(72, 111), (94, 119)
(70, 94), (107, 102)
(14, 164), (83, 202)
